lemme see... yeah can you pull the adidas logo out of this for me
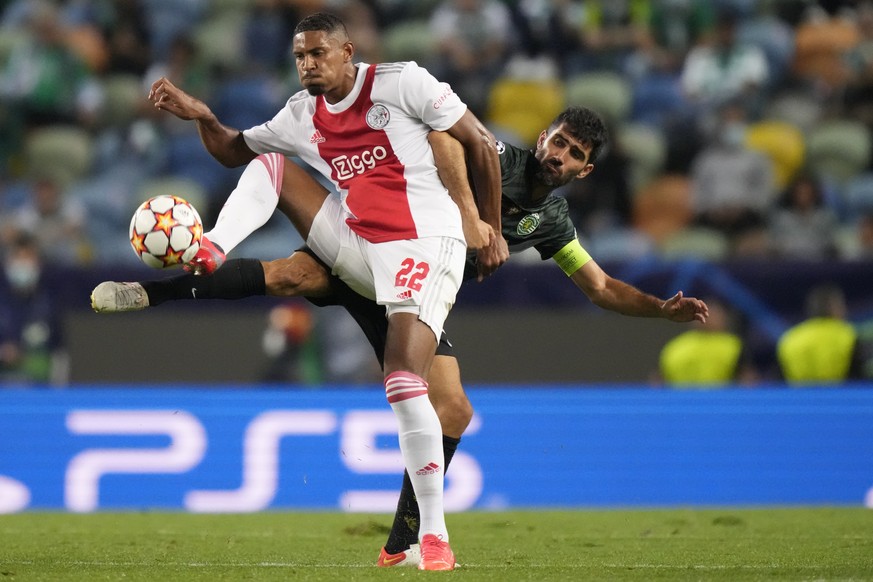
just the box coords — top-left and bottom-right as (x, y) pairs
(415, 462), (441, 476)
(310, 130), (326, 144)
(396, 289), (412, 300)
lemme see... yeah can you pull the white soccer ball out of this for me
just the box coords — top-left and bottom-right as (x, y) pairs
(129, 195), (203, 268)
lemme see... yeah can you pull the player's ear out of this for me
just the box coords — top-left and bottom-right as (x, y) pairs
(342, 41), (354, 62)
(575, 164), (594, 180)
(536, 131), (547, 148)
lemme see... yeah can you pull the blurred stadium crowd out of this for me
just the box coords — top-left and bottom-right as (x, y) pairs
(2, 0), (873, 386)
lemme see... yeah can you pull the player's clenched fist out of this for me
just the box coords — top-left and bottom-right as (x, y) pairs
(464, 219), (494, 251)
(476, 235), (510, 281)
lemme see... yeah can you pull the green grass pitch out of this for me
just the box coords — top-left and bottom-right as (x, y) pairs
(1, 508), (872, 580)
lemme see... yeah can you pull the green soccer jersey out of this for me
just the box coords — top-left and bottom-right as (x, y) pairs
(464, 140), (579, 278)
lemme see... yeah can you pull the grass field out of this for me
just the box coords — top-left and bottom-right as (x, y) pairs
(1, 508), (872, 581)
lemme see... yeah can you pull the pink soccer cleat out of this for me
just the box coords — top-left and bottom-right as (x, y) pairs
(418, 534), (455, 571)
(184, 236), (225, 275)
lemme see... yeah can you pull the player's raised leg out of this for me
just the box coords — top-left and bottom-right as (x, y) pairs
(90, 251), (332, 313)
(192, 152), (287, 273)
(92, 154), (332, 311)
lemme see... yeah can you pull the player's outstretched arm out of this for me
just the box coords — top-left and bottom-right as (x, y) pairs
(427, 131), (494, 250)
(148, 76), (256, 168)
(570, 260), (709, 323)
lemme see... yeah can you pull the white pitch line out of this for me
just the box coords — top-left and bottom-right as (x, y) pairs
(2, 560), (837, 571)
(3, 561), (371, 568)
(600, 563), (822, 570)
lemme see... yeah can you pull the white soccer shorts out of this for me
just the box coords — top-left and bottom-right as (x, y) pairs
(307, 194), (465, 341)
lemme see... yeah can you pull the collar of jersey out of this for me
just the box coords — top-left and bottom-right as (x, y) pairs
(320, 63), (369, 114)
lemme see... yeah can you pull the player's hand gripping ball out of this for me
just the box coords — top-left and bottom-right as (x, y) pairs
(129, 195), (203, 268)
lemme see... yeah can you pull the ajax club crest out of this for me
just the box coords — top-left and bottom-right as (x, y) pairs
(366, 104), (390, 129)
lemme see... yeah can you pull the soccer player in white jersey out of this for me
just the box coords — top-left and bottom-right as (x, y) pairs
(146, 12), (508, 570)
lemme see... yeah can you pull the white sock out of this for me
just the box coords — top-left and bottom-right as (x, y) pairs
(384, 371), (448, 541)
(206, 153), (284, 253)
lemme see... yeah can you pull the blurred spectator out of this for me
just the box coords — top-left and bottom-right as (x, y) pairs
(428, 0), (516, 117)
(777, 283), (865, 384)
(631, 173), (694, 246)
(735, 0), (796, 90)
(2, 178), (91, 265)
(856, 212), (873, 258)
(242, 1), (299, 73)
(0, 232), (67, 386)
(516, 0), (588, 74)
(658, 297), (758, 387)
(631, 0), (716, 78)
(261, 300), (322, 385)
(317, 307), (383, 385)
(768, 172), (839, 259)
(689, 101), (775, 255)
(680, 5), (770, 123)
(791, 3), (859, 100)
(844, 1), (873, 128)
(260, 289), (385, 387)
(142, 34), (211, 115)
(100, 0), (153, 77)
(3, 0), (110, 73)
(139, 0), (206, 63)
(561, 0), (651, 75)
(0, 1), (104, 130)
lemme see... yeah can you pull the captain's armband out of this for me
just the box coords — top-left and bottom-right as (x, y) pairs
(552, 239), (592, 276)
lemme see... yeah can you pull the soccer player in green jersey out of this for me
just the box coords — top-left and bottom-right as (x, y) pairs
(92, 105), (709, 566)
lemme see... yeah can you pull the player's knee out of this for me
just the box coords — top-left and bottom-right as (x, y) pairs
(264, 256), (331, 297)
(434, 390), (473, 436)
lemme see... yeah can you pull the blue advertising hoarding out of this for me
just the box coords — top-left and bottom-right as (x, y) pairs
(1, 386), (872, 512)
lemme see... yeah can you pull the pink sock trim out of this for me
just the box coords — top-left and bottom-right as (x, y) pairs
(256, 153), (284, 197)
(385, 371), (429, 404)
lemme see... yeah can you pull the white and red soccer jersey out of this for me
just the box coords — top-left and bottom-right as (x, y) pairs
(242, 62), (467, 243)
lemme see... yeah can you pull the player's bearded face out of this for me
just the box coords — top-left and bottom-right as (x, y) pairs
(534, 128), (592, 187)
(534, 157), (570, 187)
(534, 150), (579, 188)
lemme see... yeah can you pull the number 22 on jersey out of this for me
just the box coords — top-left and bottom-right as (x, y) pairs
(394, 258), (429, 291)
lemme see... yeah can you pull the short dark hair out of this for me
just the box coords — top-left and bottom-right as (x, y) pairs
(4, 230), (39, 261)
(293, 12), (349, 39)
(549, 106), (608, 162)
(805, 284), (846, 319)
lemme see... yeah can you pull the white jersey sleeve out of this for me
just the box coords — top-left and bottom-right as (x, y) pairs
(241, 92), (311, 157)
(396, 62), (467, 132)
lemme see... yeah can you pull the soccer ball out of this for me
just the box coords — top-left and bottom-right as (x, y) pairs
(129, 195), (203, 268)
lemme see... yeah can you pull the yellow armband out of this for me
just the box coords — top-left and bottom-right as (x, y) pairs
(552, 239), (592, 276)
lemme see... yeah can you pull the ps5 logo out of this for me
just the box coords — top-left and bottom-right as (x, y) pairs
(61, 409), (482, 513)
